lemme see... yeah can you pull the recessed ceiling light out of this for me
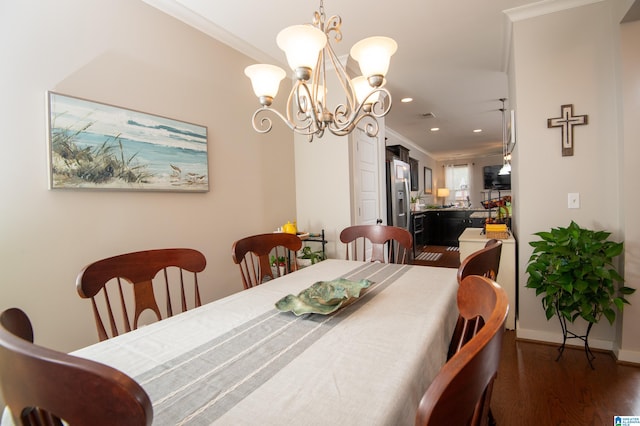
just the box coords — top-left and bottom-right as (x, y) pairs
(430, 127), (440, 132)
(401, 97), (413, 103)
(473, 129), (482, 133)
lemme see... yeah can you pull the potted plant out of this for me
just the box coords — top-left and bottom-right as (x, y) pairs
(297, 246), (325, 268)
(410, 191), (424, 211)
(270, 255), (286, 276)
(526, 221), (635, 367)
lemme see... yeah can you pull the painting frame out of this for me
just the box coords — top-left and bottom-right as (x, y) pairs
(424, 167), (433, 194)
(46, 91), (209, 192)
(507, 109), (516, 153)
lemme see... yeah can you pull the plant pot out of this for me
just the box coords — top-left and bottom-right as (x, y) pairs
(271, 265), (286, 276)
(297, 258), (312, 268)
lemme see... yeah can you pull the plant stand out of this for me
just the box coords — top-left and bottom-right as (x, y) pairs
(555, 305), (596, 369)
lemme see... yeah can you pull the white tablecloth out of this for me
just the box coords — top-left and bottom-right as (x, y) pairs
(5, 260), (459, 426)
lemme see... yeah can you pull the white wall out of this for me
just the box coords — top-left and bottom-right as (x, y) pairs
(619, 18), (640, 362)
(510, 0), (639, 361)
(294, 129), (352, 259)
(0, 0), (296, 353)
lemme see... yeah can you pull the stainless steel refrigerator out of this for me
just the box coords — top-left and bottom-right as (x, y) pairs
(386, 158), (411, 230)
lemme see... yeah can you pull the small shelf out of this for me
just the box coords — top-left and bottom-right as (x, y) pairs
(480, 189), (512, 230)
(299, 229), (327, 259)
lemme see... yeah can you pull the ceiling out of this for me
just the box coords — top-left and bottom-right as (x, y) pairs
(144, 0), (537, 160)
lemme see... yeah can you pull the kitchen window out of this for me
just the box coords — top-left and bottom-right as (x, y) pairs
(444, 163), (471, 202)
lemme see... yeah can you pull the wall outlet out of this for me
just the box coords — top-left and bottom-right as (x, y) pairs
(568, 192), (580, 209)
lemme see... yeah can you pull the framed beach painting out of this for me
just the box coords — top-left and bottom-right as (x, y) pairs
(46, 92), (209, 192)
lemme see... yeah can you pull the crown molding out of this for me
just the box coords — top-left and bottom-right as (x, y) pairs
(504, 0), (605, 22)
(500, 0), (605, 74)
(142, 0), (281, 66)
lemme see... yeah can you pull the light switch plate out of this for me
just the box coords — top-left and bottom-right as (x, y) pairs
(568, 192), (580, 209)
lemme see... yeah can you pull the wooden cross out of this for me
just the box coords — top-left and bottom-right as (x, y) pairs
(547, 104), (588, 156)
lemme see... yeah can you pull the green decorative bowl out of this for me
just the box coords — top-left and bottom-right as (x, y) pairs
(275, 278), (372, 316)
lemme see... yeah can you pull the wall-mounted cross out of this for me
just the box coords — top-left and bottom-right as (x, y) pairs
(547, 104), (588, 156)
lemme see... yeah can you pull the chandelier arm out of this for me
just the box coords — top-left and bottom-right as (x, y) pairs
(251, 107), (290, 134)
(327, 111), (380, 138)
(285, 81), (322, 135)
(365, 89), (393, 118)
(245, 1), (395, 141)
(328, 87), (392, 133)
(252, 105), (323, 139)
(324, 15), (342, 42)
(324, 40), (357, 113)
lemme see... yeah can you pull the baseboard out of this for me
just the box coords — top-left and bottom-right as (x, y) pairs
(518, 327), (640, 365)
(614, 348), (640, 365)
(516, 328), (615, 352)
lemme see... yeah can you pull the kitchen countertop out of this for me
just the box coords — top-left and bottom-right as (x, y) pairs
(410, 208), (497, 218)
(411, 207), (488, 213)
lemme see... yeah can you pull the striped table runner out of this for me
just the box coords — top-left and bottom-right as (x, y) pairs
(135, 263), (410, 425)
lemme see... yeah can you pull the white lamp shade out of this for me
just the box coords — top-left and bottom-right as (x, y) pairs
(277, 25), (327, 71)
(499, 163), (511, 175)
(244, 64), (286, 99)
(350, 36), (397, 78)
(437, 188), (450, 198)
(352, 76), (381, 104)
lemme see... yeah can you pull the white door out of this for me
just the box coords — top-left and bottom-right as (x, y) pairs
(354, 128), (381, 225)
(352, 128), (384, 260)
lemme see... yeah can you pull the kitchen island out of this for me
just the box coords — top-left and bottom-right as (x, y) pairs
(410, 208), (496, 248)
(458, 227), (516, 329)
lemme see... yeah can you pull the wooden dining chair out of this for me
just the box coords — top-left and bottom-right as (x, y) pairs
(415, 275), (508, 426)
(0, 308), (153, 426)
(457, 239), (503, 283)
(448, 239), (503, 359)
(339, 224), (413, 264)
(0, 307), (34, 343)
(232, 232), (303, 289)
(76, 248), (207, 341)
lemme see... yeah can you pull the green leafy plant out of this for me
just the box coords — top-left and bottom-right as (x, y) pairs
(270, 255), (286, 266)
(298, 246), (325, 265)
(410, 191), (424, 204)
(526, 221), (635, 325)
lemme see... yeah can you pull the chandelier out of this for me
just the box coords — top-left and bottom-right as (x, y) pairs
(244, 0), (397, 142)
(499, 98), (512, 175)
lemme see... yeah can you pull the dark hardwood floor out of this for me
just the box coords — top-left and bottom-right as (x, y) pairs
(492, 330), (640, 425)
(412, 245), (461, 268)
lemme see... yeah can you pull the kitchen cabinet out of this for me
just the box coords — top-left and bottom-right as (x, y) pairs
(417, 209), (492, 247)
(409, 157), (419, 191)
(438, 211), (472, 247)
(423, 210), (474, 247)
(410, 212), (426, 257)
(459, 228), (516, 329)
(386, 144), (410, 163)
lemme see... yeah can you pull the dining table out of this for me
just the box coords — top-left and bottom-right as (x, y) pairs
(69, 259), (459, 425)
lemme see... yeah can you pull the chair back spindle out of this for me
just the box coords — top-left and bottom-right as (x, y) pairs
(76, 248), (207, 341)
(232, 233), (302, 289)
(339, 225), (413, 264)
(415, 275), (508, 426)
(448, 239), (503, 358)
